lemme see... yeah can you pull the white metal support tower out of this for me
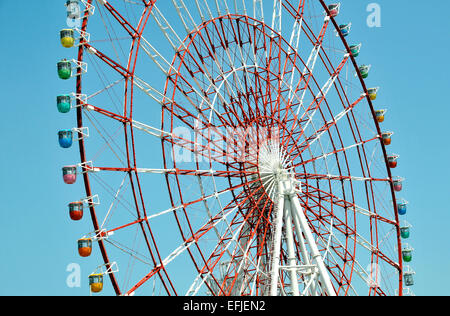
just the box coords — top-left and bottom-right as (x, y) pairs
(259, 141), (336, 296)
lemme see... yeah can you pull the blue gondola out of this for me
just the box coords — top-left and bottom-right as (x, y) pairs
(58, 130), (74, 148)
(339, 23), (351, 37)
(397, 201), (407, 216)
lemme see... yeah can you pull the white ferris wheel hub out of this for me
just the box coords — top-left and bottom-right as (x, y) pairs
(257, 140), (294, 200)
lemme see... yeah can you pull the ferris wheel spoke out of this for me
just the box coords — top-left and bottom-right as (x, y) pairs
(80, 111), (128, 164)
(186, 215), (255, 296)
(139, 168), (251, 178)
(192, 22), (256, 118)
(252, 0), (264, 23)
(125, 180), (261, 295)
(192, 167), (237, 260)
(84, 43), (132, 78)
(300, 185), (402, 273)
(177, 60), (246, 127)
(139, 35), (175, 76)
(311, 222), (377, 293)
(98, 0), (140, 38)
(82, 110), (169, 152)
(171, 0), (199, 33)
(297, 191), (356, 240)
(294, 194), (357, 290)
(293, 135), (379, 167)
(186, 187), (265, 296)
(236, 0), (248, 16)
(167, 126), (249, 166)
(89, 173), (140, 220)
(288, 15), (331, 116)
(141, 26), (244, 111)
(271, 0), (283, 35)
(82, 58), (125, 116)
(98, 173), (127, 223)
(313, 211), (400, 280)
(91, 173), (258, 237)
(147, 178), (260, 222)
(211, 194), (273, 296)
(87, 77), (125, 100)
(297, 172), (389, 183)
(279, 57), (349, 162)
(151, 4), (186, 51)
(293, 94), (366, 156)
(194, 18), (267, 112)
(135, 73), (230, 144)
(104, 237), (153, 266)
(283, 3), (306, 104)
(212, 0), (230, 16)
(166, 76), (228, 125)
(133, 75), (168, 105)
(83, 102), (129, 124)
(290, 54), (350, 146)
(186, 185), (271, 296)
(88, 166), (255, 179)
(195, 0), (215, 23)
(301, 181), (396, 225)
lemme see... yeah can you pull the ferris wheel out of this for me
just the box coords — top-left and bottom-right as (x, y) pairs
(57, 0), (415, 296)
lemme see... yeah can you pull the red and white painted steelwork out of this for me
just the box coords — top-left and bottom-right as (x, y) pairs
(61, 0), (408, 296)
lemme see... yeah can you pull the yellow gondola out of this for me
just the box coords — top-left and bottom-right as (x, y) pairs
(60, 29), (75, 48)
(368, 87), (380, 101)
(375, 109), (386, 123)
(89, 274), (104, 293)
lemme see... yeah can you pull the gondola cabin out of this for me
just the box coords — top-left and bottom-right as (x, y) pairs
(397, 200), (408, 216)
(400, 226), (410, 239)
(328, 4), (341, 17)
(63, 166), (77, 184)
(381, 132), (393, 146)
(58, 130), (73, 149)
(393, 178), (404, 192)
(359, 65), (371, 79)
(78, 238), (93, 257)
(339, 23), (351, 37)
(368, 87), (380, 101)
(404, 272), (414, 286)
(60, 29), (75, 48)
(402, 246), (413, 263)
(57, 95), (71, 113)
(349, 44), (361, 58)
(57, 59), (72, 80)
(69, 202), (83, 221)
(387, 154), (399, 169)
(375, 110), (386, 123)
(89, 274), (104, 293)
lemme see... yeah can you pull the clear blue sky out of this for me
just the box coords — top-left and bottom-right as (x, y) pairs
(0, 0), (448, 296)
